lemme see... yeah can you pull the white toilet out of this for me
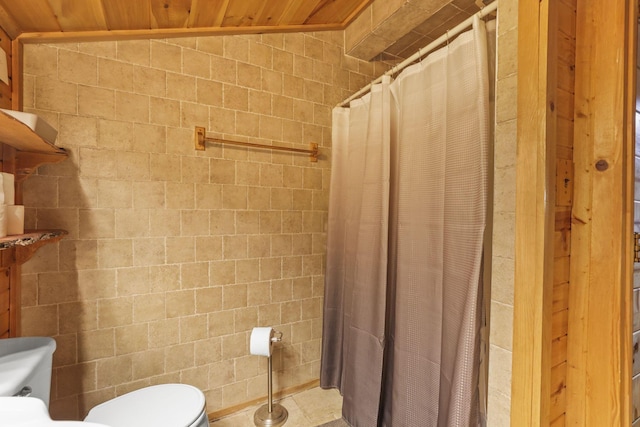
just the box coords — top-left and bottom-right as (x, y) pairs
(0, 337), (210, 427)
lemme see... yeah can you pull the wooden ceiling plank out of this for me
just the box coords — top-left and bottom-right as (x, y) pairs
(16, 22), (344, 44)
(306, 0), (346, 25)
(254, 1), (290, 26)
(47, 0), (108, 31)
(306, 0), (371, 26)
(244, 2), (270, 27)
(0, 0), (60, 32)
(339, 0), (373, 26)
(1, 0), (363, 37)
(278, 0), (325, 25)
(150, 0), (192, 29)
(187, 0), (229, 27)
(222, 0), (266, 27)
(101, 0), (151, 30)
(0, 3), (21, 38)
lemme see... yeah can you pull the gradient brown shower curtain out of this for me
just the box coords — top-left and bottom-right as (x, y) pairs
(321, 17), (491, 427)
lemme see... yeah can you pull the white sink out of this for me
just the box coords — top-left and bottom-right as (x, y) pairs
(0, 109), (58, 144)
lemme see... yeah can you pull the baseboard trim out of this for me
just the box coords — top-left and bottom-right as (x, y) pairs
(208, 378), (321, 422)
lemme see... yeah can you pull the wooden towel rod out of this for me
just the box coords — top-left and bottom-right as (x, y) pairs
(194, 126), (318, 162)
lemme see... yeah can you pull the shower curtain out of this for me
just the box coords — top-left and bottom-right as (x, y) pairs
(321, 17), (491, 427)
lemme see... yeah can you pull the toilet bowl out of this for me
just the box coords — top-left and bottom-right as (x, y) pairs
(0, 396), (110, 426)
(0, 337), (210, 427)
(84, 384), (209, 427)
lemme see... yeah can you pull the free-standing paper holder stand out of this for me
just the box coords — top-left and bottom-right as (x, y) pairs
(254, 331), (288, 427)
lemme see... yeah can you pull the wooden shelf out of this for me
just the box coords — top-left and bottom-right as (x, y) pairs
(0, 229), (67, 249)
(0, 230), (68, 264)
(0, 110), (67, 155)
(0, 111), (68, 181)
(0, 107), (70, 336)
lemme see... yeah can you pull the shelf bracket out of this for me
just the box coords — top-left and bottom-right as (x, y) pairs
(15, 151), (68, 182)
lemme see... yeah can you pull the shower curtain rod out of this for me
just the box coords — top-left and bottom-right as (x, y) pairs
(337, 0), (498, 108)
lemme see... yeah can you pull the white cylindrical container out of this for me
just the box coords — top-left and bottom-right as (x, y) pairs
(0, 205), (8, 238)
(6, 205), (23, 235)
(0, 173), (14, 205)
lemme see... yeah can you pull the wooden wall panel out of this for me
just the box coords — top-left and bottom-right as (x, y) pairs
(0, 266), (9, 337)
(551, 362), (568, 421)
(550, 0), (576, 424)
(0, 25), (11, 109)
(634, 287), (640, 330)
(633, 13), (640, 426)
(633, 330), (640, 376)
(634, 373), (640, 423)
(567, 0), (636, 424)
(1, 145), (17, 337)
(0, 25), (14, 337)
(512, 0), (558, 424)
(553, 283), (569, 313)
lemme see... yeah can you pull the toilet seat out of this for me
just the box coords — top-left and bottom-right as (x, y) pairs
(84, 384), (208, 427)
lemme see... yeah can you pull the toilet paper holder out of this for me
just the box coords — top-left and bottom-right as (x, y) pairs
(270, 330), (283, 343)
(253, 328), (287, 427)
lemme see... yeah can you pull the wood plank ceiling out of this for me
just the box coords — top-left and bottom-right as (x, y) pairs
(0, 0), (372, 41)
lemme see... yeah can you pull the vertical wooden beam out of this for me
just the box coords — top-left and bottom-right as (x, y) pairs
(0, 25), (11, 110)
(512, 0), (557, 425)
(11, 38), (21, 111)
(566, 0), (635, 425)
(5, 35), (20, 337)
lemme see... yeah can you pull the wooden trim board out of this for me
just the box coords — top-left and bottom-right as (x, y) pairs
(566, 0), (636, 425)
(511, 0), (557, 425)
(207, 379), (320, 422)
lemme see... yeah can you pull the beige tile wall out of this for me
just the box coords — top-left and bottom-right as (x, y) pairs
(20, 32), (384, 420)
(488, 0), (518, 425)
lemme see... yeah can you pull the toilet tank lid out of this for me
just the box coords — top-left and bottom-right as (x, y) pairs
(84, 384), (206, 427)
(0, 337), (56, 396)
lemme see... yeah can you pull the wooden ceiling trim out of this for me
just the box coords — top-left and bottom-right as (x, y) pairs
(0, 0), (60, 32)
(15, 22), (345, 44)
(102, 0), (151, 30)
(47, 0), (107, 32)
(150, 0), (191, 29)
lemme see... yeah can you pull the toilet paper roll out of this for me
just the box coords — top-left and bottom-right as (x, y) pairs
(250, 327), (274, 357)
(6, 205), (24, 235)
(0, 173), (15, 205)
(0, 205), (7, 238)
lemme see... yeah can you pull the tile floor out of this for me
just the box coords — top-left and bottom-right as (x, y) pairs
(210, 386), (343, 427)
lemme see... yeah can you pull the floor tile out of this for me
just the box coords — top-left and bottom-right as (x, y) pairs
(293, 387), (343, 425)
(210, 386), (343, 427)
